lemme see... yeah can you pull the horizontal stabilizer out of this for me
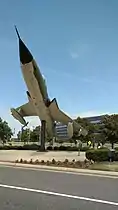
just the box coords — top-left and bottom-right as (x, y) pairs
(16, 102), (37, 117)
(11, 108), (27, 126)
(11, 101), (37, 125)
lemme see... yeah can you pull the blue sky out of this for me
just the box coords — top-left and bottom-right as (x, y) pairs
(0, 0), (118, 134)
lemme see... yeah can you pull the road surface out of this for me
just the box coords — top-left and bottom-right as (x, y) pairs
(0, 165), (117, 209)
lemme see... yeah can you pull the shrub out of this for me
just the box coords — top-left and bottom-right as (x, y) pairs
(56, 161), (61, 166)
(84, 159), (89, 164)
(51, 146), (89, 152)
(64, 159), (69, 164)
(98, 146), (108, 150)
(19, 158), (23, 163)
(47, 146), (53, 150)
(41, 160), (45, 164)
(59, 146), (67, 151)
(15, 146), (23, 150)
(46, 160), (50, 165)
(22, 144), (39, 150)
(29, 159), (33, 164)
(0, 145), (12, 150)
(0, 144), (96, 152)
(67, 146), (78, 151)
(114, 151), (118, 161)
(14, 158), (94, 169)
(80, 146), (90, 152)
(0, 144), (39, 150)
(53, 146), (59, 151)
(52, 159), (56, 164)
(65, 146), (73, 151)
(75, 160), (82, 167)
(86, 148), (110, 162)
(35, 159), (39, 164)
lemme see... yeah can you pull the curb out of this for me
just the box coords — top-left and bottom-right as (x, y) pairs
(0, 161), (118, 177)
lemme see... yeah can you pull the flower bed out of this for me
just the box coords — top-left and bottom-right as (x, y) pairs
(15, 158), (93, 169)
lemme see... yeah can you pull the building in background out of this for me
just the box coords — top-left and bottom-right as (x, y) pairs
(84, 115), (105, 124)
(55, 123), (69, 140)
(55, 116), (104, 140)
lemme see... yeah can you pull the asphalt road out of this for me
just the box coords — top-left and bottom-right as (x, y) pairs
(0, 165), (118, 209)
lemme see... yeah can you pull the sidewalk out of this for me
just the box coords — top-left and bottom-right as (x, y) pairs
(0, 150), (118, 177)
(0, 150), (85, 162)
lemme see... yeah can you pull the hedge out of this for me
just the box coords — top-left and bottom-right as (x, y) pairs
(47, 145), (90, 152)
(86, 148), (118, 162)
(0, 144), (90, 151)
(0, 144), (39, 150)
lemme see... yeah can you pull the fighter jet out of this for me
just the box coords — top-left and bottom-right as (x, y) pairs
(11, 27), (87, 139)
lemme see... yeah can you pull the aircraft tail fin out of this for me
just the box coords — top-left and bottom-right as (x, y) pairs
(49, 98), (72, 124)
(49, 98), (88, 136)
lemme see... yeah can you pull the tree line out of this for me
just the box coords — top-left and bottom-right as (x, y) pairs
(0, 115), (118, 148)
(75, 114), (118, 148)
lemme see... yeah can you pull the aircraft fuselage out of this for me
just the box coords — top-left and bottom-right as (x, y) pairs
(21, 61), (54, 137)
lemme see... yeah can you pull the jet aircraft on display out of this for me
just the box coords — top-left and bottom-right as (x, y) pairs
(11, 27), (87, 139)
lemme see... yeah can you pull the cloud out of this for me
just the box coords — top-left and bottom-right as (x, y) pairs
(81, 78), (92, 83)
(78, 111), (111, 118)
(49, 68), (94, 84)
(70, 43), (89, 59)
(61, 110), (111, 120)
(70, 52), (79, 59)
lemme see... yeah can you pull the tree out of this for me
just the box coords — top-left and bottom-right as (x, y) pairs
(100, 114), (118, 149)
(17, 131), (21, 141)
(0, 117), (13, 145)
(74, 117), (97, 145)
(30, 126), (40, 142)
(72, 117), (88, 142)
(19, 128), (30, 144)
(75, 117), (90, 128)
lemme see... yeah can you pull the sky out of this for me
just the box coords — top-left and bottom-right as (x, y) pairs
(0, 0), (118, 136)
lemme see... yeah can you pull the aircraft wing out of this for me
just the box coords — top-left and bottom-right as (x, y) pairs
(16, 102), (36, 117)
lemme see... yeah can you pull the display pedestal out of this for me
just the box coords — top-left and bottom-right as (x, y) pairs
(40, 120), (46, 151)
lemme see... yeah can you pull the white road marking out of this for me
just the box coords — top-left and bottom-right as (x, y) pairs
(0, 164), (118, 179)
(0, 183), (117, 206)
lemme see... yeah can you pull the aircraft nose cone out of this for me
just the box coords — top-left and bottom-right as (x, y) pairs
(15, 26), (33, 64)
(19, 39), (33, 64)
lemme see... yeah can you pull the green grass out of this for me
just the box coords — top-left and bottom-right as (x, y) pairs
(89, 162), (118, 172)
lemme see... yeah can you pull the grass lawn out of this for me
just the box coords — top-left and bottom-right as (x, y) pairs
(89, 162), (118, 172)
